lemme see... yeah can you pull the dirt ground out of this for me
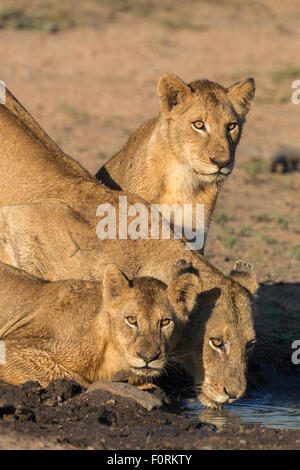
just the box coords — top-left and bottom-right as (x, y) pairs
(0, 0), (299, 450)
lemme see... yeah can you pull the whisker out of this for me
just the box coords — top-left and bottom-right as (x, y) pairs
(168, 352), (190, 360)
(165, 363), (184, 376)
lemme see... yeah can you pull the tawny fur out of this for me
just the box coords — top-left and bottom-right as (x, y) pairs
(0, 260), (258, 408)
(0, 86), (249, 288)
(96, 74), (255, 250)
(0, 88), (258, 406)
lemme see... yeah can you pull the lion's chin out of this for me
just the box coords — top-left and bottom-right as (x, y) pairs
(130, 366), (162, 378)
(215, 172), (230, 183)
(193, 171), (228, 186)
(197, 392), (228, 410)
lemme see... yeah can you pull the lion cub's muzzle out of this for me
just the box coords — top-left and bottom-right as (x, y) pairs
(209, 157), (234, 179)
(196, 379), (247, 409)
(219, 166), (232, 176)
(129, 348), (165, 377)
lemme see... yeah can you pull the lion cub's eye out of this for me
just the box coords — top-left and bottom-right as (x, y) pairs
(192, 120), (205, 131)
(126, 316), (137, 327)
(227, 122), (238, 132)
(161, 318), (172, 327)
(210, 338), (223, 348)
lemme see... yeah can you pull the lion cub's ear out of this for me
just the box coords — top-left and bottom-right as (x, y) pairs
(167, 272), (199, 321)
(227, 77), (255, 116)
(103, 264), (131, 303)
(158, 74), (192, 114)
(230, 260), (259, 295)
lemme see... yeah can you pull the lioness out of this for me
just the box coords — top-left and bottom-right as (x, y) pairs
(0, 88), (257, 406)
(173, 259), (258, 408)
(0, 262), (198, 387)
(96, 74), (255, 250)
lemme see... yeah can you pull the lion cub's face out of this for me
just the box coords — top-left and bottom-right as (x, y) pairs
(103, 264), (199, 379)
(158, 74), (255, 186)
(180, 260), (258, 409)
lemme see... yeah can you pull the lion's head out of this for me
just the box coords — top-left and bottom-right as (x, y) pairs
(176, 260), (258, 409)
(103, 264), (199, 380)
(157, 74), (255, 186)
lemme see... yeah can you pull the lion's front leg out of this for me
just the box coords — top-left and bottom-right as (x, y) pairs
(0, 343), (89, 388)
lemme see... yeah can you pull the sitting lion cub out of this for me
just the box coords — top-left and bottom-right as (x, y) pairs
(96, 74), (255, 251)
(0, 262), (198, 388)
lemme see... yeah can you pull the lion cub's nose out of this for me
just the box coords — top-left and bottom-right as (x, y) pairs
(136, 349), (161, 364)
(210, 157), (231, 169)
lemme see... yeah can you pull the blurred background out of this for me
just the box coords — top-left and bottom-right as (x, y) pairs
(0, 0), (299, 284)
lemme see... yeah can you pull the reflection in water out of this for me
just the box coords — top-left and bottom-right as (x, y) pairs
(184, 393), (300, 430)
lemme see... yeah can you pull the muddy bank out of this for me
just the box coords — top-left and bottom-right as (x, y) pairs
(0, 374), (299, 450)
(0, 277), (299, 450)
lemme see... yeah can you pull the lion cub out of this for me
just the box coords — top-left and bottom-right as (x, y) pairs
(96, 74), (255, 251)
(0, 262), (198, 388)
